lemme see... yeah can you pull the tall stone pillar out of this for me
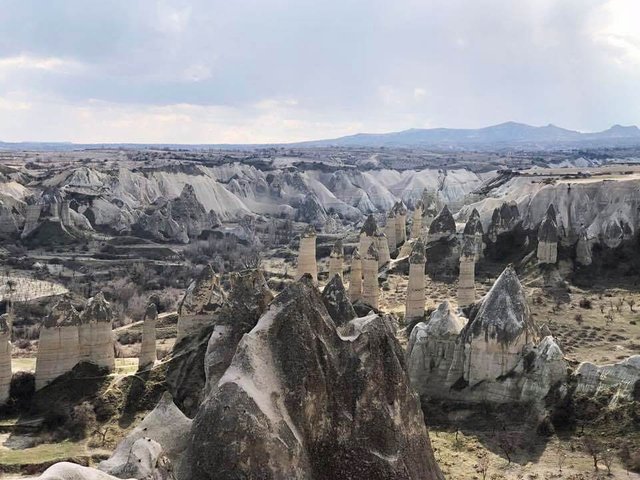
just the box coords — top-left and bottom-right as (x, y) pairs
(35, 299), (81, 390)
(297, 226), (317, 282)
(537, 204), (558, 264)
(375, 232), (391, 266)
(139, 303), (158, 370)
(463, 208), (484, 261)
(60, 200), (71, 227)
(328, 239), (344, 280)
(405, 240), (426, 321)
(410, 201), (424, 240)
(0, 315), (11, 405)
(359, 215), (378, 258)
(395, 202), (407, 246)
(458, 240), (476, 307)
(385, 211), (397, 252)
(22, 204), (41, 237)
(362, 243), (379, 309)
(349, 248), (363, 302)
(79, 292), (115, 371)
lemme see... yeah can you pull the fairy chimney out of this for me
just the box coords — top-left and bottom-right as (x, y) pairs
(349, 248), (363, 302)
(328, 239), (344, 280)
(463, 208), (484, 261)
(78, 292), (115, 371)
(410, 200), (424, 240)
(0, 315), (11, 405)
(458, 239), (476, 307)
(359, 214), (378, 256)
(297, 225), (318, 282)
(375, 231), (391, 266)
(139, 302), (158, 370)
(177, 265), (226, 341)
(428, 205), (456, 243)
(537, 205), (558, 264)
(385, 210), (397, 252)
(362, 243), (380, 310)
(405, 240), (426, 321)
(393, 201), (408, 246)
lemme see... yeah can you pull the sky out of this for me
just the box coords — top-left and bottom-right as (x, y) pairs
(0, 0), (639, 144)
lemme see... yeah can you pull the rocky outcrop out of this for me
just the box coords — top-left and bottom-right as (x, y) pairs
(181, 277), (444, 480)
(348, 248), (363, 302)
(359, 214), (378, 257)
(428, 205), (456, 243)
(575, 355), (640, 400)
(537, 204), (558, 264)
(362, 242), (380, 310)
(139, 303), (158, 370)
(374, 230), (391, 266)
(408, 266), (568, 406)
(78, 292), (114, 371)
(99, 392), (192, 476)
(177, 265), (226, 341)
(487, 202), (521, 242)
(296, 225), (318, 282)
(35, 298), (81, 390)
(296, 194), (328, 227)
(0, 314), (11, 405)
(406, 240), (426, 321)
(133, 183), (220, 244)
(385, 210), (397, 251)
(328, 238), (344, 280)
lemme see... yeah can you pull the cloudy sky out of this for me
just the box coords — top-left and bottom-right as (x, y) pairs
(0, 0), (639, 144)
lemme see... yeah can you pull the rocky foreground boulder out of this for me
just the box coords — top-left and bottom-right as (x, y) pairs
(181, 275), (443, 480)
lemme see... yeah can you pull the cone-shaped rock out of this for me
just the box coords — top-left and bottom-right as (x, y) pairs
(328, 239), (344, 280)
(348, 248), (363, 302)
(405, 240), (426, 321)
(177, 265), (226, 341)
(181, 277), (444, 480)
(322, 274), (356, 326)
(428, 205), (456, 242)
(362, 242), (380, 310)
(139, 302), (158, 370)
(537, 204), (559, 264)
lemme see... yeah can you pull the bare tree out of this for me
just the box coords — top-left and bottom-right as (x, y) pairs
(626, 298), (635, 312)
(583, 436), (603, 472)
(556, 443), (567, 473)
(477, 454), (490, 480)
(600, 448), (615, 476)
(496, 431), (522, 465)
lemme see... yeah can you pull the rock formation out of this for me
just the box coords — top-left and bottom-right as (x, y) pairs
(362, 242), (380, 310)
(408, 266), (567, 406)
(405, 239), (426, 321)
(426, 205), (460, 278)
(575, 355), (640, 400)
(457, 239), (476, 307)
(537, 204), (558, 264)
(35, 298), (81, 390)
(385, 210), (397, 251)
(0, 314), (11, 405)
(139, 302), (158, 370)
(410, 200), (424, 239)
(180, 277), (444, 480)
(487, 202), (521, 242)
(374, 230), (391, 266)
(576, 227), (593, 266)
(99, 392), (192, 476)
(393, 201), (408, 246)
(422, 188), (444, 230)
(177, 265), (226, 341)
(348, 248), (363, 302)
(322, 274), (356, 325)
(359, 214), (378, 257)
(78, 292), (115, 371)
(328, 238), (344, 280)
(296, 225), (318, 282)
(463, 208), (484, 260)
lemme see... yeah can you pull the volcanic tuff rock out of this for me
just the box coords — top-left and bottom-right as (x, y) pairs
(575, 355), (640, 401)
(408, 266), (568, 405)
(321, 274), (356, 326)
(99, 392), (192, 476)
(139, 302), (158, 370)
(428, 205), (456, 242)
(0, 314), (10, 405)
(78, 292), (115, 371)
(181, 277), (443, 480)
(165, 269), (272, 416)
(177, 265), (226, 341)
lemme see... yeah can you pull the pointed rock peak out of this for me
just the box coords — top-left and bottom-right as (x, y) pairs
(351, 246), (361, 260)
(365, 242), (379, 260)
(144, 302), (158, 321)
(227, 269), (274, 314)
(179, 264), (226, 316)
(302, 224), (316, 237)
(322, 274), (356, 326)
(463, 211), (484, 236)
(0, 314), (9, 334)
(428, 205), (456, 235)
(44, 297), (81, 328)
(393, 201), (407, 215)
(360, 214), (378, 236)
(461, 236), (476, 257)
(604, 219), (623, 239)
(179, 183), (197, 198)
(545, 204), (556, 222)
(425, 301), (466, 336)
(538, 210), (558, 243)
(331, 238), (344, 256)
(81, 291), (113, 324)
(467, 265), (535, 345)
(387, 209), (396, 219)
(409, 239), (426, 264)
(500, 202), (519, 221)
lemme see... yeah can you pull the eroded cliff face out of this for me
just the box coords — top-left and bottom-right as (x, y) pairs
(181, 277), (444, 480)
(408, 267), (568, 406)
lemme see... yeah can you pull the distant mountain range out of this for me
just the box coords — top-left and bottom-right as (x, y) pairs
(297, 122), (640, 149)
(2, 122), (640, 151)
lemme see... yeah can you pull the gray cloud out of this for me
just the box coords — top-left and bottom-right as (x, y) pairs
(0, 0), (638, 142)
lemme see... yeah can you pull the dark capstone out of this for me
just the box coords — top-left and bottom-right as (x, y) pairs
(428, 205), (456, 236)
(321, 275), (356, 326)
(360, 214), (378, 236)
(182, 278), (443, 480)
